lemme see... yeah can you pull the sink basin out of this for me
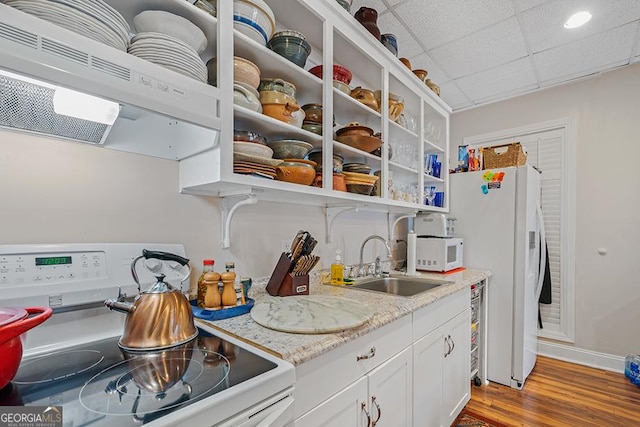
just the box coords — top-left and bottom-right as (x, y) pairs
(348, 277), (452, 297)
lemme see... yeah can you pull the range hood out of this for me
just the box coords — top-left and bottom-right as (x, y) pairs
(0, 2), (221, 160)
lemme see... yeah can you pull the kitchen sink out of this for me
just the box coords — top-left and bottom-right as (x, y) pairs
(348, 277), (453, 297)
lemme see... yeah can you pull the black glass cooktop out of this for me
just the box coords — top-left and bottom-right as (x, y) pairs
(0, 328), (276, 426)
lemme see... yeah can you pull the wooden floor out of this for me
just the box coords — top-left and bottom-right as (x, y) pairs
(462, 356), (640, 427)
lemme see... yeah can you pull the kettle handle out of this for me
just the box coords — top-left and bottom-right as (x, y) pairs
(131, 250), (191, 293)
(142, 249), (189, 266)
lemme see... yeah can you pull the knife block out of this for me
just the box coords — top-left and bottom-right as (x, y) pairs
(266, 252), (309, 296)
(277, 273), (309, 297)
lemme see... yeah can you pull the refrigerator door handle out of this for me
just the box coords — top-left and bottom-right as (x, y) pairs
(535, 204), (547, 303)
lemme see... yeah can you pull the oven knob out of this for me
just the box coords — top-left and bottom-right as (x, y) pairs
(144, 259), (162, 272)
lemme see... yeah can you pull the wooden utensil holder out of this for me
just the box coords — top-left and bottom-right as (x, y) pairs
(266, 252), (309, 296)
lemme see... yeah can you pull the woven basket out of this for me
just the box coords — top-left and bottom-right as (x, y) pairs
(482, 142), (527, 169)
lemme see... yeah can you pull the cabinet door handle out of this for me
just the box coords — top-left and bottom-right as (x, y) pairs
(449, 335), (455, 355)
(361, 402), (371, 427)
(357, 347), (376, 361)
(371, 395), (382, 426)
(444, 336), (451, 357)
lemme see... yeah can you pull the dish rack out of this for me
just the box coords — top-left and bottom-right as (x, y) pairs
(470, 281), (486, 386)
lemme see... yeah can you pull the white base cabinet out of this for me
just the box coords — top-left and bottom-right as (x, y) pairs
(295, 348), (412, 427)
(412, 289), (471, 427)
(291, 288), (471, 427)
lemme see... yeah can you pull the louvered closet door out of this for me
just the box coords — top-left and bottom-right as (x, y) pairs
(471, 127), (568, 340)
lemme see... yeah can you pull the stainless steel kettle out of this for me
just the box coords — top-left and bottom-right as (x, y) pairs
(105, 249), (197, 350)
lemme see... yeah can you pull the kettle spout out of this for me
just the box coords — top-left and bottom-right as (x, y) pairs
(105, 298), (134, 314)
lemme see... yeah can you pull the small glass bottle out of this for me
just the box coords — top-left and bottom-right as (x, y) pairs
(197, 259), (215, 308)
(330, 250), (344, 285)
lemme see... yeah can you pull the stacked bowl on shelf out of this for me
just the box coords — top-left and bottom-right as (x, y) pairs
(233, 130), (282, 179)
(267, 30), (311, 68)
(233, 0), (275, 45)
(258, 78), (305, 127)
(129, 10), (208, 83)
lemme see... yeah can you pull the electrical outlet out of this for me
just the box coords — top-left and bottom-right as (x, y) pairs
(282, 240), (291, 253)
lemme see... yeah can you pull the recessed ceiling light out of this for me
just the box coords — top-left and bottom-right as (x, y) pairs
(564, 11), (592, 29)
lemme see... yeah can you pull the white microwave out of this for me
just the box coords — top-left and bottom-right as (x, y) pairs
(416, 237), (463, 272)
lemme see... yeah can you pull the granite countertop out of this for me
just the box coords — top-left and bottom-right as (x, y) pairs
(198, 268), (491, 366)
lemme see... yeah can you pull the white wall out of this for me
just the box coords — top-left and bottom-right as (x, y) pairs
(450, 63), (640, 358)
(0, 130), (395, 290)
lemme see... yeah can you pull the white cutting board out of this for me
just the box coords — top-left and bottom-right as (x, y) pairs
(250, 295), (374, 334)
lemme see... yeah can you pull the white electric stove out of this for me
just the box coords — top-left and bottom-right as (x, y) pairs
(0, 243), (295, 427)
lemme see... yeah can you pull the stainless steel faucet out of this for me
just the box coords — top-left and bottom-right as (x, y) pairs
(358, 235), (392, 277)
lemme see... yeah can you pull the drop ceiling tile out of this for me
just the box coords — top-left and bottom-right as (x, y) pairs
(521, 0), (640, 53)
(454, 57), (538, 102)
(430, 17), (528, 79)
(438, 81), (472, 110)
(350, 0), (388, 15)
(393, 0), (515, 49)
(406, 52), (450, 84)
(534, 23), (637, 83)
(377, 12), (423, 58)
(511, 0), (551, 12)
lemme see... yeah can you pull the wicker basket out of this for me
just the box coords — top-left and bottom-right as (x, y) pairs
(482, 142), (527, 169)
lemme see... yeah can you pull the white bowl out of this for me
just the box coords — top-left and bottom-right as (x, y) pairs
(233, 0), (275, 45)
(233, 82), (262, 113)
(233, 141), (273, 158)
(133, 10), (207, 54)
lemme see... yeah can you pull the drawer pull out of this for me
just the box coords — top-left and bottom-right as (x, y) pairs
(357, 347), (376, 361)
(371, 395), (381, 426)
(361, 402), (371, 427)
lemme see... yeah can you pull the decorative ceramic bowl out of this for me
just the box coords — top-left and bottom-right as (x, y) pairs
(374, 90), (404, 122)
(343, 162), (372, 174)
(267, 139), (314, 159)
(308, 64), (352, 84)
(233, 82), (262, 112)
(267, 31), (311, 68)
(380, 33), (398, 57)
(412, 69), (428, 83)
(302, 122), (323, 135)
(258, 78), (297, 97)
(336, 122), (373, 138)
(350, 86), (378, 110)
(233, 130), (267, 145)
(399, 57), (411, 69)
(300, 103), (324, 124)
(233, 141), (273, 158)
(332, 80), (351, 95)
(206, 56), (261, 89)
(306, 149), (344, 173)
(346, 183), (374, 196)
(343, 171), (379, 185)
(425, 79), (441, 96)
(262, 103), (305, 127)
(134, 10), (207, 54)
(275, 161), (316, 185)
(258, 90), (296, 105)
(233, 0), (275, 45)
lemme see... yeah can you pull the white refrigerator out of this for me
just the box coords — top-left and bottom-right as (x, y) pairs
(449, 165), (546, 389)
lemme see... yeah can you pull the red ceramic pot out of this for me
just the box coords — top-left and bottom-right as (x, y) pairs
(0, 307), (52, 389)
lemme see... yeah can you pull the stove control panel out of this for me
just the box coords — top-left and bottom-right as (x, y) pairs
(0, 243), (188, 307)
(0, 251), (107, 286)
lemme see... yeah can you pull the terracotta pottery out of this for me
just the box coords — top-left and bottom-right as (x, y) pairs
(262, 102), (305, 127)
(354, 7), (381, 40)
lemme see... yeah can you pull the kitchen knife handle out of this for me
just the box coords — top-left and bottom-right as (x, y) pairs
(142, 249), (190, 266)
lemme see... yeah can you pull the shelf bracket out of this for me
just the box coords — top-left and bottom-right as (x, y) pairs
(325, 206), (359, 243)
(220, 190), (258, 249)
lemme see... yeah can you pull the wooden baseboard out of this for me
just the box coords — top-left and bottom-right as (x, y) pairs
(538, 340), (624, 373)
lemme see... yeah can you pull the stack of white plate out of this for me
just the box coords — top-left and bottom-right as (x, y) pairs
(128, 32), (207, 83)
(4, 0), (130, 51)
